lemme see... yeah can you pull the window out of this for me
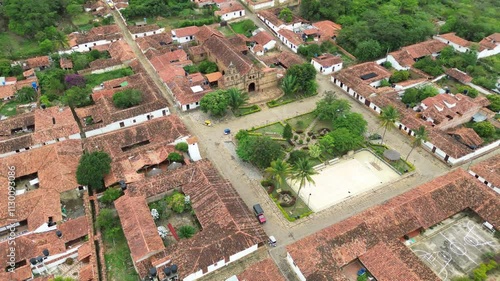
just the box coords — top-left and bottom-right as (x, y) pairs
(119, 122), (125, 128)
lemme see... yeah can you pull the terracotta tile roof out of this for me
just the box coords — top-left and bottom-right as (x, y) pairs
(72, 25), (122, 45)
(173, 26), (200, 38)
(278, 29), (303, 46)
(60, 58), (73, 69)
(471, 154), (500, 188)
(187, 72), (206, 84)
(203, 35), (253, 74)
(312, 20), (342, 39)
(115, 195), (165, 263)
(286, 168), (500, 280)
(332, 62), (391, 98)
(195, 26), (223, 44)
(204, 71), (223, 82)
(258, 8), (305, 28)
(445, 68), (473, 83)
(79, 263), (95, 281)
(128, 24), (162, 34)
(88, 24), (120, 36)
(389, 49), (416, 68)
(78, 242), (92, 261)
(136, 33), (173, 52)
(237, 258), (286, 281)
(251, 31), (274, 46)
(437, 32), (471, 47)
(420, 94), (481, 126)
(23, 68), (35, 78)
(277, 51), (303, 68)
(33, 106), (80, 144)
(108, 40), (136, 62)
(26, 56), (50, 69)
(132, 160), (267, 279)
(228, 35), (249, 53)
(188, 45), (206, 56)
(0, 84), (16, 99)
(0, 264), (32, 281)
(303, 28), (319, 35)
(312, 54), (342, 67)
(88, 58), (122, 71)
(390, 40), (447, 67)
(448, 127), (483, 148)
(215, 2), (245, 16)
(479, 33), (500, 50)
(168, 77), (211, 105)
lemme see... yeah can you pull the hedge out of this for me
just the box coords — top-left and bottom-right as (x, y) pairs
(235, 105), (261, 117)
(267, 98), (295, 108)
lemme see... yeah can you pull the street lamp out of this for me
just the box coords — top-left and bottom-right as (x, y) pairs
(307, 193), (312, 207)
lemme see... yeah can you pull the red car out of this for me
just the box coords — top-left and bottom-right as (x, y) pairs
(253, 204), (266, 224)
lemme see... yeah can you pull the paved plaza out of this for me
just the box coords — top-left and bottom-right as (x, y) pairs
(411, 216), (500, 281)
(289, 150), (400, 212)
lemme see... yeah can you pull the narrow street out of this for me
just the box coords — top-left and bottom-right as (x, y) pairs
(110, 10), (498, 281)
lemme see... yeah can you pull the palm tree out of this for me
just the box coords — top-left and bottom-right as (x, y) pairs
(308, 144), (322, 161)
(226, 88), (249, 111)
(291, 158), (317, 211)
(281, 74), (298, 96)
(265, 159), (292, 189)
(379, 105), (400, 144)
(406, 126), (429, 161)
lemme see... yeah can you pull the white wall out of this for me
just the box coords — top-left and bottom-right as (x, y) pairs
(258, 15), (279, 34)
(311, 60), (342, 75)
(386, 55), (410, 71)
(286, 252), (306, 281)
(188, 142), (202, 161)
(91, 64), (125, 74)
(171, 31), (195, 43)
(251, 1), (274, 11)
(73, 38), (119, 53)
(263, 40), (276, 51)
(177, 100), (200, 111)
(433, 36), (470, 53)
(278, 34), (299, 53)
(477, 46), (500, 58)
(220, 10), (245, 21)
(132, 28), (166, 39)
(85, 107), (171, 137)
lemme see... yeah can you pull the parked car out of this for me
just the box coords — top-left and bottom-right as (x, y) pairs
(253, 204), (266, 224)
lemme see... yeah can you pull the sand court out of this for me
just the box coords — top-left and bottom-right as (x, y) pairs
(289, 150), (400, 212)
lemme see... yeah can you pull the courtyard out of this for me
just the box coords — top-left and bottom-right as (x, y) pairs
(288, 150), (400, 212)
(410, 215), (500, 281)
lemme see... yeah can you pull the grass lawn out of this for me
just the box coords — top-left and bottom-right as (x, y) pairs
(436, 77), (462, 93)
(286, 112), (316, 131)
(0, 101), (20, 117)
(84, 68), (134, 88)
(250, 122), (285, 136)
(233, 105), (260, 116)
(72, 11), (94, 27)
(103, 227), (139, 281)
(218, 26), (235, 37)
(230, 19), (256, 37)
(265, 180), (312, 220)
(0, 32), (42, 60)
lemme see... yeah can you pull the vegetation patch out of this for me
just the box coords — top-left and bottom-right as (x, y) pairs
(233, 104), (261, 117)
(230, 19), (257, 37)
(249, 122), (285, 136)
(286, 112), (316, 132)
(84, 68), (134, 88)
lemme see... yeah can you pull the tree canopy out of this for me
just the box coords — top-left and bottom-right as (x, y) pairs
(15, 87), (37, 103)
(199, 90), (229, 116)
(76, 151), (112, 190)
(401, 86), (438, 107)
(62, 86), (92, 108)
(286, 63), (317, 96)
(236, 134), (284, 169)
(113, 89), (143, 109)
(315, 92), (351, 121)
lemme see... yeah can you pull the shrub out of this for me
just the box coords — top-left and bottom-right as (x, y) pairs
(380, 79), (391, 87)
(382, 61), (392, 69)
(293, 135), (299, 140)
(289, 150), (308, 164)
(65, 258), (74, 265)
(175, 142), (189, 152)
(413, 57), (444, 76)
(112, 89), (142, 109)
(457, 85), (478, 98)
(167, 152), (184, 162)
(389, 70), (410, 83)
(298, 139), (304, 144)
(306, 137), (311, 142)
(65, 74), (86, 88)
(472, 122), (496, 138)
(149, 200), (168, 218)
(99, 187), (122, 204)
(260, 179), (273, 187)
(15, 87), (36, 103)
(166, 192), (187, 213)
(178, 225), (196, 239)
(278, 190), (296, 207)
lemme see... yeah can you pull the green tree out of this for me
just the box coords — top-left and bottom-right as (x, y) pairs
(66, 3), (82, 16)
(321, 128), (363, 155)
(76, 151), (112, 190)
(333, 112), (367, 135)
(283, 123), (293, 140)
(198, 60), (218, 74)
(300, 0), (320, 20)
(472, 122), (495, 138)
(39, 39), (54, 53)
(178, 225), (196, 239)
(166, 192), (186, 213)
(281, 74), (298, 96)
(288, 150), (309, 165)
(100, 188), (122, 204)
(4, 0), (61, 37)
(15, 87), (36, 103)
(413, 57), (444, 76)
(265, 159), (292, 189)
(200, 90), (229, 116)
(308, 144), (322, 160)
(236, 136), (284, 169)
(62, 86), (92, 108)
(279, 8), (293, 23)
(406, 126), (429, 161)
(389, 70), (410, 83)
(486, 95), (500, 112)
(175, 142), (189, 152)
(379, 105), (400, 144)
(291, 159), (317, 211)
(167, 152), (184, 162)
(226, 88), (248, 111)
(0, 60), (12, 76)
(315, 92), (351, 121)
(298, 44), (321, 60)
(355, 40), (383, 62)
(113, 89), (142, 109)
(286, 63), (317, 96)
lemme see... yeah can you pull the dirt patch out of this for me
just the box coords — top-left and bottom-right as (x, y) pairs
(156, 211), (200, 246)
